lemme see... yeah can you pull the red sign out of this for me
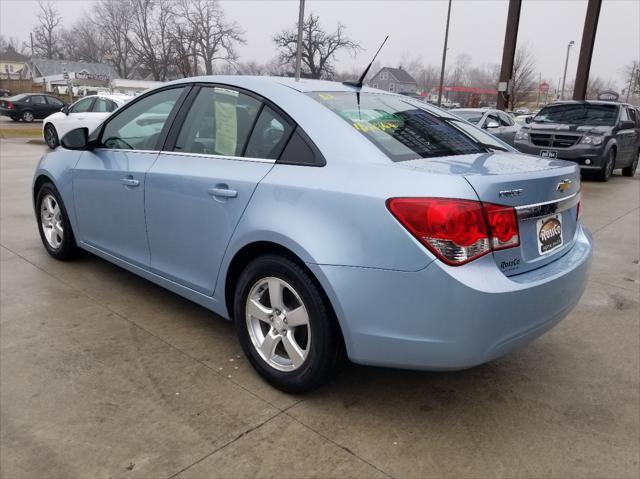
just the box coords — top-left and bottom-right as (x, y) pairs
(540, 82), (550, 93)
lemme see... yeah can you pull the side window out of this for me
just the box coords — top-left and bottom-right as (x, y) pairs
(485, 113), (500, 127)
(498, 111), (514, 126)
(626, 107), (637, 125)
(101, 87), (185, 150)
(174, 86), (260, 156)
(70, 98), (94, 113)
(31, 95), (46, 105)
(389, 83), (395, 92)
(619, 107), (629, 122)
(279, 128), (325, 166)
(93, 98), (117, 113)
(47, 96), (64, 108)
(244, 106), (293, 159)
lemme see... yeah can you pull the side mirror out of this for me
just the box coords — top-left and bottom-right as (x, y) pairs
(486, 120), (500, 129)
(61, 106), (69, 115)
(525, 116), (533, 124)
(61, 127), (91, 150)
(619, 120), (635, 130)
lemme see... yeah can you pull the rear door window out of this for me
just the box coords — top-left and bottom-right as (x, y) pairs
(174, 86), (261, 156)
(498, 111), (514, 126)
(93, 98), (117, 113)
(31, 96), (46, 105)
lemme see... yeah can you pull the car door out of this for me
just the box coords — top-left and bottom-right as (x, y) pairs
(58, 97), (95, 138)
(73, 86), (188, 267)
(616, 107), (634, 164)
(145, 85), (293, 295)
(45, 95), (65, 116)
(624, 107), (639, 165)
(29, 95), (50, 119)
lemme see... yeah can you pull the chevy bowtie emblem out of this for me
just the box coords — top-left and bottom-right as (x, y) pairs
(556, 179), (572, 192)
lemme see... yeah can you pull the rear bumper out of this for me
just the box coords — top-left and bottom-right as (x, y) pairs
(0, 108), (17, 118)
(515, 141), (607, 169)
(309, 224), (592, 370)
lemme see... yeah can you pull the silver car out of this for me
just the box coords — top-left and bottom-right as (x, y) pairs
(451, 108), (521, 146)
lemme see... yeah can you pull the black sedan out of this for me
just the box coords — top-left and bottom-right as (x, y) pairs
(0, 93), (67, 122)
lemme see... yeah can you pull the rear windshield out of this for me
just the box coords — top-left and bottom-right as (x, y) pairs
(307, 91), (500, 162)
(533, 103), (618, 126)
(5, 94), (26, 102)
(452, 110), (484, 124)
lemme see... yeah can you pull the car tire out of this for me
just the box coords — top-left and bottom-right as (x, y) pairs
(622, 151), (639, 177)
(35, 182), (78, 261)
(597, 149), (615, 182)
(234, 254), (344, 393)
(21, 110), (34, 123)
(44, 123), (59, 149)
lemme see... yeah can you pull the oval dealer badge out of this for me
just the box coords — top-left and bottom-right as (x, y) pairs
(537, 215), (563, 254)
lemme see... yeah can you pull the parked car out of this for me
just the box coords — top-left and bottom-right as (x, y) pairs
(0, 89), (11, 97)
(0, 93), (66, 122)
(515, 114), (534, 126)
(451, 108), (521, 145)
(514, 101), (640, 181)
(33, 77), (592, 392)
(42, 94), (132, 149)
(515, 107), (530, 115)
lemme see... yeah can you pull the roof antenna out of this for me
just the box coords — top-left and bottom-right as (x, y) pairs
(343, 35), (389, 89)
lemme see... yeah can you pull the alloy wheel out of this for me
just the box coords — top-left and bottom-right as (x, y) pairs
(22, 111), (34, 122)
(40, 194), (64, 249)
(245, 277), (311, 372)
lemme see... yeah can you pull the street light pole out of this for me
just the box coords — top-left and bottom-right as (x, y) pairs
(294, 0), (306, 82)
(437, 0), (452, 107)
(560, 40), (575, 100)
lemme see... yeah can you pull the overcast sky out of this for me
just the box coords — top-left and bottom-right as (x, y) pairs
(1, 0), (638, 88)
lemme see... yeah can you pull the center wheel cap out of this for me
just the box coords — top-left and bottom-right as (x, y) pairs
(273, 313), (286, 332)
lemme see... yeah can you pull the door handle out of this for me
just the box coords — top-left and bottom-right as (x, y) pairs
(121, 177), (140, 187)
(208, 187), (238, 198)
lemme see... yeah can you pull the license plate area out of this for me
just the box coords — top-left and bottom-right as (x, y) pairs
(536, 214), (563, 255)
(540, 150), (558, 159)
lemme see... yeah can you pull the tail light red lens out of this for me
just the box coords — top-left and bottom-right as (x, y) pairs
(387, 198), (520, 266)
(6, 102), (14, 110)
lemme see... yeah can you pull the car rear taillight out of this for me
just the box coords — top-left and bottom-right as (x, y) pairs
(6, 102), (14, 110)
(386, 198), (520, 266)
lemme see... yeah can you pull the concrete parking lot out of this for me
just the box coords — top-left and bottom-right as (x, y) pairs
(1, 138), (638, 478)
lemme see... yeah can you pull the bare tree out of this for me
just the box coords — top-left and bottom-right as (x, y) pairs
(31, 0), (63, 59)
(510, 45), (537, 109)
(94, 0), (135, 78)
(177, 0), (244, 75)
(273, 13), (360, 79)
(61, 17), (109, 63)
(168, 23), (199, 78)
(130, 0), (175, 81)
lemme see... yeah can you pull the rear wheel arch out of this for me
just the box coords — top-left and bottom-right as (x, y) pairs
(223, 241), (346, 351)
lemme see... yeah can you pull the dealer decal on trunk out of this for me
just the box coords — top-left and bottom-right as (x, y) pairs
(537, 214), (563, 255)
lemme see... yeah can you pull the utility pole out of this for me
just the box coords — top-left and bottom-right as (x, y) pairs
(560, 40), (575, 100)
(437, 0), (452, 107)
(496, 0), (522, 111)
(294, 0), (305, 81)
(573, 0), (602, 100)
(536, 72), (541, 105)
(30, 32), (34, 57)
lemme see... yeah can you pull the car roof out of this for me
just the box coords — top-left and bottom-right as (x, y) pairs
(451, 108), (489, 112)
(165, 75), (380, 94)
(546, 100), (629, 107)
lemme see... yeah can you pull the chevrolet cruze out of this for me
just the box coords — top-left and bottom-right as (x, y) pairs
(33, 76), (592, 392)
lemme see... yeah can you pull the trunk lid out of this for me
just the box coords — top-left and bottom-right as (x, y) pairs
(401, 152), (581, 276)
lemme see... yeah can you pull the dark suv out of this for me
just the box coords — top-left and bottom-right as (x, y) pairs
(514, 101), (640, 181)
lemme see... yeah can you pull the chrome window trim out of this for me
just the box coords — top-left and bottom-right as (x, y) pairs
(160, 150), (277, 164)
(515, 191), (580, 221)
(93, 148), (160, 155)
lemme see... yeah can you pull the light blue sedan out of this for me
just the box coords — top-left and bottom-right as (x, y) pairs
(33, 76), (592, 392)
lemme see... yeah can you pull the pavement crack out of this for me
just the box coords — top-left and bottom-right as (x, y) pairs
(165, 411), (282, 479)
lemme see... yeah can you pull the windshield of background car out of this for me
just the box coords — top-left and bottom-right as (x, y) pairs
(307, 92), (488, 162)
(533, 104), (618, 126)
(452, 110), (484, 123)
